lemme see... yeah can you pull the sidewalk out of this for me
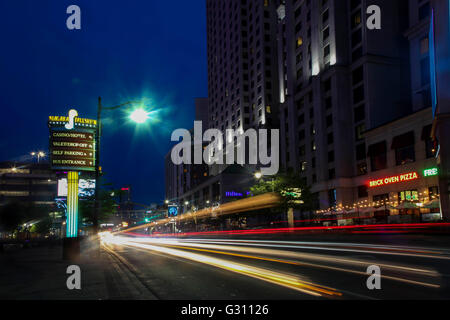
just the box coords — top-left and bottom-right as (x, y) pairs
(0, 240), (109, 300)
(0, 238), (159, 300)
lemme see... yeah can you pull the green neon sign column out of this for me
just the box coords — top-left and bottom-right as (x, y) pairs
(66, 171), (79, 238)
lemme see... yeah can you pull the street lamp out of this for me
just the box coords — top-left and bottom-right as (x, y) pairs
(31, 151), (46, 163)
(94, 97), (151, 235)
(129, 109), (150, 124)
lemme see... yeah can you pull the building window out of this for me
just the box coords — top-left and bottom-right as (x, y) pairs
(399, 190), (419, 202)
(356, 143), (366, 161)
(354, 105), (365, 122)
(422, 124), (436, 159)
(299, 145), (306, 156)
(351, 11), (361, 29)
(421, 57), (430, 86)
(328, 151), (335, 163)
(324, 45), (330, 58)
(353, 85), (365, 104)
(299, 129), (305, 141)
(419, 2), (430, 21)
(368, 141), (387, 171)
(328, 168), (336, 179)
(323, 27), (330, 41)
(326, 115), (333, 128)
(355, 124), (365, 141)
(392, 131), (415, 166)
(357, 162), (367, 176)
(352, 66), (364, 85)
(420, 37), (429, 55)
(325, 97), (332, 109)
(327, 132), (334, 145)
(301, 161), (307, 172)
(298, 113), (305, 125)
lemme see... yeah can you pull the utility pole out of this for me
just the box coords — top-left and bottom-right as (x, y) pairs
(93, 97), (102, 236)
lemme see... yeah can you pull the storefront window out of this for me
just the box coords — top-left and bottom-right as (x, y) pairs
(428, 186), (439, 198)
(398, 190), (419, 202)
(373, 194), (389, 203)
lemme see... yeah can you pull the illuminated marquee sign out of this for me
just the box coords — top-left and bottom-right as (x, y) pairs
(368, 172), (419, 188)
(424, 167), (439, 177)
(48, 110), (96, 172)
(48, 115), (97, 127)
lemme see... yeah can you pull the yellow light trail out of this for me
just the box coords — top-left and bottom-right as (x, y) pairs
(102, 237), (342, 298)
(125, 237), (441, 289)
(113, 192), (282, 235)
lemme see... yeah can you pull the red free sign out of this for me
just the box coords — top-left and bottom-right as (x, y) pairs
(368, 172), (419, 188)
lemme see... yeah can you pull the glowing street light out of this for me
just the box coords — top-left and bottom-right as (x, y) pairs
(129, 109), (150, 124)
(93, 97), (151, 234)
(31, 151), (46, 163)
(254, 172), (263, 179)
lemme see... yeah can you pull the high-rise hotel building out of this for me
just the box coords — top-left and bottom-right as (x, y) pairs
(167, 0), (445, 215)
(276, 0), (420, 210)
(206, 0), (281, 136)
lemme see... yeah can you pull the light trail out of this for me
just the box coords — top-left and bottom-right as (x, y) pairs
(123, 237), (441, 288)
(104, 234), (442, 291)
(102, 236), (342, 298)
(138, 223), (450, 238)
(125, 234), (450, 260)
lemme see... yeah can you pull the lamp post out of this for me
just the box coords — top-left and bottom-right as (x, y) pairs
(31, 151), (46, 164)
(94, 97), (150, 235)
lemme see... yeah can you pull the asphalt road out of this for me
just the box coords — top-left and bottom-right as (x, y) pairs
(100, 234), (450, 300)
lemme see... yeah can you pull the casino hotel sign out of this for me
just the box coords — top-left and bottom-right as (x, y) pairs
(48, 109), (97, 172)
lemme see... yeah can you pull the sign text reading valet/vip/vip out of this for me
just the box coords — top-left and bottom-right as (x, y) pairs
(48, 110), (97, 172)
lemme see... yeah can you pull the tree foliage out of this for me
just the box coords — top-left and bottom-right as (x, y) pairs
(250, 170), (316, 212)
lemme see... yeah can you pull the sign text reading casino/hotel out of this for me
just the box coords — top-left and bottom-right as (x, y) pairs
(48, 111), (96, 172)
(368, 172), (419, 188)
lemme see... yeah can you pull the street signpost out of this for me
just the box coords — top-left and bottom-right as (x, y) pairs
(48, 109), (97, 260)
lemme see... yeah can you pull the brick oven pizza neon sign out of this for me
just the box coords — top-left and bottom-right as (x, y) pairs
(368, 172), (419, 188)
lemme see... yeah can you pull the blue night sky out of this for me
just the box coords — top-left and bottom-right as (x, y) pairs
(0, 1), (207, 204)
